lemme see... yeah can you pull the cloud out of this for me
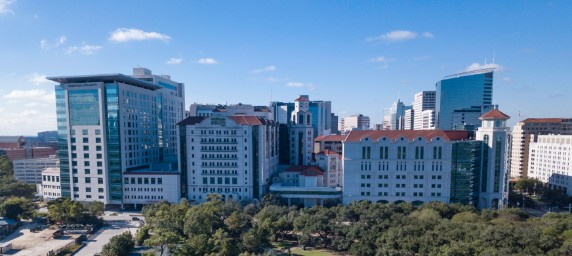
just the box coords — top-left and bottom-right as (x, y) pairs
(26, 72), (51, 85)
(109, 28), (171, 42)
(286, 82), (304, 88)
(166, 58), (183, 65)
(267, 77), (289, 83)
(464, 62), (505, 72)
(0, 0), (15, 15)
(3, 89), (55, 104)
(40, 36), (67, 49)
(370, 56), (395, 63)
(251, 65), (276, 74)
(502, 77), (512, 83)
(197, 58), (218, 65)
(422, 32), (434, 38)
(367, 30), (418, 42)
(66, 44), (102, 55)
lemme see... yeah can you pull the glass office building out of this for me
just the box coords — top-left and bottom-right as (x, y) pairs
(436, 69), (494, 130)
(48, 68), (184, 206)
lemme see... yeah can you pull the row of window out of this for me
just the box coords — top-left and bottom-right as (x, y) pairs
(124, 177), (163, 185)
(359, 191), (443, 197)
(72, 177), (104, 184)
(362, 146), (443, 160)
(125, 195), (164, 200)
(124, 187), (164, 192)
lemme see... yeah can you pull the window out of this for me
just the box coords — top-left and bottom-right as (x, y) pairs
(124, 178), (129, 184)
(85, 177), (91, 184)
(96, 146), (101, 151)
(96, 138), (101, 143)
(95, 129), (101, 135)
(98, 178), (103, 184)
(203, 177), (208, 184)
(158, 178), (162, 184)
(83, 138), (88, 143)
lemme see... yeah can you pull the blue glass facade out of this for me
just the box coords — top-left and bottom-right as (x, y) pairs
(436, 70), (493, 130)
(104, 83), (122, 201)
(450, 141), (483, 206)
(68, 89), (100, 126)
(55, 86), (70, 197)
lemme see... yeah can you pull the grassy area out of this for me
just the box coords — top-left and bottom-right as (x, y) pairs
(272, 241), (343, 256)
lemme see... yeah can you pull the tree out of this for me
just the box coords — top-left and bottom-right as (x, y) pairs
(0, 180), (36, 198)
(144, 228), (180, 256)
(101, 231), (134, 256)
(86, 201), (105, 216)
(0, 156), (13, 178)
(0, 197), (35, 220)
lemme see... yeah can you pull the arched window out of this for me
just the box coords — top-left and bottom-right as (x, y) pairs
(307, 114), (311, 124)
(299, 114), (304, 124)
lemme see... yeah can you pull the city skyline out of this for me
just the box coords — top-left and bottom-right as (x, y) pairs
(1, 1), (572, 135)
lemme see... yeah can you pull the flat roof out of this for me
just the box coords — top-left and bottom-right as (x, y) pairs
(47, 73), (161, 90)
(443, 68), (495, 80)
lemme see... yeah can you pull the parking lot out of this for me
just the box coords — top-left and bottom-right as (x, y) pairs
(1, 224), (80, 256)
(74, 211), (141, 256)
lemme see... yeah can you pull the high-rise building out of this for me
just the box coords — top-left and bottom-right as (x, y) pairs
(187, 103), (272, 119)
(413, 91), (436, 130)
(436, 68), (494, 130)
(330, 113), (339, 135)
(509, 118), (572, 179)
(48, 67), (184, 206)
(340, 114), (370, 133)
(342, 108), (510, 209)
(288, 96), (314, 165)
(270, 95), (332, 137)
(383, 99), (411, 130)
(527, 135), (572, 195)
(178, 115), (279, 203)
(404, 109), (414, 130)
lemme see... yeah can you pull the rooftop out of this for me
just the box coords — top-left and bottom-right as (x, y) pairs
(314, 135), (347, 142)
(177, 115), (274, 126)
(0, 136), (24, 143)
(521, 118), (566, 123)
(443, 68), (495, 80)
(480, 108), (510, 120)
(284, 165), (325, 176)
(47, 73), (161, 90)
(345, 130), (470, 142)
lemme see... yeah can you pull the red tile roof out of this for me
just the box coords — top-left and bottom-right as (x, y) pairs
(521, 118), (564, 123)
(345, 130), (470, 142)
(314, 135), (347, 142)
(295, 96), (309, 102)
(284, 165), (325, 176)
(480, 109), (510, 120)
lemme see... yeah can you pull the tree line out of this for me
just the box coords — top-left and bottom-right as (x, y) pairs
(129, 194), (572, 256)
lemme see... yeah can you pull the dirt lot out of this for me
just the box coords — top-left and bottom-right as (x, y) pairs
(2, 225), (80, 256)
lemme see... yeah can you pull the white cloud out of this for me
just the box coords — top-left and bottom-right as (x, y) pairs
(267, 77), (289, 83)
(422, 32), (434, 38)
(3, 89), (55, 105)
(197, 58), (218, 65)
(166, 58), (183, 65)
(502, 77), (512, 83)
(464, 62), (505, 72)
(251, 65), (276, 74)
(0, 0), (15, 15)
(66, 44), (102, 55)
(26, 72), (51, 85)
(370, 56), (394, 63)
(367, 30), (418, 42)
(286, 82), (304, 88)
(40, 36), (67, 49)
(109, 28), (171, 42)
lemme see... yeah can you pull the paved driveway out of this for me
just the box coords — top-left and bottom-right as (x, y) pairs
(74, 212), (141, 256)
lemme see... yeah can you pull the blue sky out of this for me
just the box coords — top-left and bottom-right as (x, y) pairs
(0, 0), (571, 135)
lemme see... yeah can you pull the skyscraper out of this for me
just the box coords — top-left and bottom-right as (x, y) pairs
(436, 69), (494, 130)
(270, 95), (332, 137)
(340, 114), (370, 133)
(413, 91), (436, 130)
(383, 99), (411, 130)
(48, 68), (184, 206)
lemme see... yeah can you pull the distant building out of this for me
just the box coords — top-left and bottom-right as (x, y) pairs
(288, 96), (314, 165)
(37, 131), (58, 143)
(340, 114), (370, 133)
(413, 91), (436, 130)
(313, 134), (345, 154)
(270, 165), (342, 207)
(178, 115), (279, 203)
(384, 99), (411, 130)
(0, 136), (25, 149)
(509, 118), (572, 179)
(40, 168), (61, 200)
(404, 109), (414, 130)
(330, 113), (339, 135)
(436, 68), (494, 130)
(527, 135), (572, 195)
(14, 155), (59, 184)
(4, 147), (56, 161)
(271, 95), (332, 137)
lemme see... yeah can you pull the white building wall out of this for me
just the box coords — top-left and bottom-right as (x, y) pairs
(122, 173), (180, 204)
(343, 136), (452, 205)
(14, 156), (59, 184)
(316, 153), (343, 188)
(528, 135), (572, 195)
(41, 168), (61, 200)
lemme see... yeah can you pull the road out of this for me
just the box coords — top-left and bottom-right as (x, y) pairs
(74, 212), (141, 256)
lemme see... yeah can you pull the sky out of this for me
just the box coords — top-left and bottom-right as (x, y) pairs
(0, 0), (571, 135)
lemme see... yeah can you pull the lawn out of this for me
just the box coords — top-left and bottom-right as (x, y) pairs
(273, 241), (345, 256)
